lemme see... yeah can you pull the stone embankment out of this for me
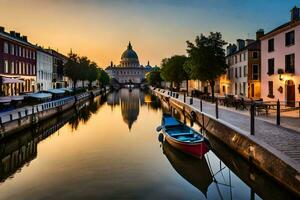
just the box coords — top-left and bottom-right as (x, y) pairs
(0, 88), (109, 139)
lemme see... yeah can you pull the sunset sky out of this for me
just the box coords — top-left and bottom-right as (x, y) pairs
(0, 0), (298, 67)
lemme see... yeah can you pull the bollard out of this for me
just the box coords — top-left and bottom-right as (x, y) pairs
(190, 97), (193, 105)
(215, 98), (219, 119)
(276, 100), (280, 126)
(250, 103), (255, 135)
(200, 98), (203, 112)
(184, 93), (186, 103)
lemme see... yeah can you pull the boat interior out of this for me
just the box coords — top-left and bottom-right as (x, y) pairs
(164, 124), (203, 143)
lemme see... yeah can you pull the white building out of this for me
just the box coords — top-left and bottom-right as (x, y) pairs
(105, 42), (151, 85)
(36, 48), (53, 91)
(261, 6), (300, 106)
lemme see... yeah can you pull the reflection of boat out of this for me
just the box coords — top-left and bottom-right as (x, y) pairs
(162, 141), (213, 196)
(158, 114), (209, 158)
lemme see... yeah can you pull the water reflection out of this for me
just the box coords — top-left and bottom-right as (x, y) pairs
(161, 140), (213, 197)
(107, 88), (161, 129)
(68, 96), (106, 131)
(0, 96), (105, 184)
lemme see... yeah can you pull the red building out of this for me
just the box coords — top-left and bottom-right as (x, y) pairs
(0, 26), (36, 96)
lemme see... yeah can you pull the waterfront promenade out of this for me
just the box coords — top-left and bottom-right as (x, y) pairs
(152, 88), (300, 196)
(154, 88), (300, 166)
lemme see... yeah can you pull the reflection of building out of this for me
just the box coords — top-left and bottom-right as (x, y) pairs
(105, 42), (152, 85)
(261, 7), (300, 105)
(107, 88), (145, 129)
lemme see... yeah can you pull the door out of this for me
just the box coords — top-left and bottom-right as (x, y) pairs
(286, 80), (295, 107)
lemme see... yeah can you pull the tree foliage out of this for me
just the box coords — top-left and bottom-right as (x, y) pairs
(160, 55), (188, 90)
(64, 51), (106, 90)
(146, 68), (162, 87)
(97, 69), (110, 89)
(185, 32), (227, 99)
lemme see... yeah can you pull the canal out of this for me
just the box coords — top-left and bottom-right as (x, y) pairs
(0, 89), (297, 200)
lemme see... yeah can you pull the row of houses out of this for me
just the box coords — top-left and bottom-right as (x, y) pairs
(187, 6), (300, 105)
(0, 26), (69, 96)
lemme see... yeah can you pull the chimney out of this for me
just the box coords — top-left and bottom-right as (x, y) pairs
(236, 39), (245, 51)
(22, 36), (28, 42)
(291, 6), (300, 21)
(0, 26), (4, 32)
(110, 61), (113, 67)
(10, 31), (16, 37)
(226, 44), (237, 55)
(256, 29), (264, 40)
(15, 32), (20, 38)
(245, 39), (255, 46)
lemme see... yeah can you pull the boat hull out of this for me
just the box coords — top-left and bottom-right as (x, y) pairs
(164, 133), (209, 159)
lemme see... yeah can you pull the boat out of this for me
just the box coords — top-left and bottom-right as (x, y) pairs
(161, 140), (213, 197)
(157, 114), (209, 158)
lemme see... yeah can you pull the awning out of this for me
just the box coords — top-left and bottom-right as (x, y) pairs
(0, 96), (11, 103)
(60, 88), (74, 92)
(2, 77), (25, 84)
(44, 89), (65, 94)
(26, 93), (52, 99)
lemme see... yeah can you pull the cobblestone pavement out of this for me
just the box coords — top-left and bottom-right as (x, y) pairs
(156, 89), (300, 165)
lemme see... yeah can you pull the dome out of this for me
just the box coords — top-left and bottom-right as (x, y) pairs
(121, 42), (138, 60)
(120, 42), (140, 67)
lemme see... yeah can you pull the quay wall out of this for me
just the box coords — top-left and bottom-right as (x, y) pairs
(153, 88), (300, 197)
(0, 89), (109, 139)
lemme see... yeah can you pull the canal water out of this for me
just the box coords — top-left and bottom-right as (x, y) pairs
(0, 89), (297, 200)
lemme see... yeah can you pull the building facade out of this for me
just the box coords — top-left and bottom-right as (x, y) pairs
(36, 48), (53, 91)
(105, 42), (151, 85)
(261, 7), (300, 105)
(46, 49), (67, 89)
(0, 27), (36, 96)
(223, 31), (263, 99)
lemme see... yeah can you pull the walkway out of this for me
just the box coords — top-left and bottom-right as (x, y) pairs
(154, 89), (300, 167)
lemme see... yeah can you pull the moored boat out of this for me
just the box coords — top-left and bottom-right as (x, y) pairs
(157, 114), (209, 158)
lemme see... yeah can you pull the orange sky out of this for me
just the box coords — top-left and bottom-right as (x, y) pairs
(0, 0), (296, 68)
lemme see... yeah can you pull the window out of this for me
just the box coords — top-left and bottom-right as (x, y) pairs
(243, 53), (246, 61)
(19, 47), (22, 56)
(243, 82), (246, 96)
(252, 64), (259, 80)
(244, 65), (247, 77)
(235, 68), (238, 78)
(4, 60), (8, 73)
(268, 81), (274, 98)
(18, 62), (21, 74)
(239, 67), (242, 77)
(285, 54), (295, 73)
(4, 42), (8, 53)
(285, 31), (295, 46)
(239, 83), (242, 95)
(33, 65), (36, 75)
(10, 44), (14, 55)
(11, 61), (14, 74)
(235, 83), (237, 95)
(253, 51), (258, 59)
(239, 54), (242, 62)
(268, 39), (274, 52)
(227, 69), (231, 80)
(268, 58), (275, 75)
(235, 56), (237, 64)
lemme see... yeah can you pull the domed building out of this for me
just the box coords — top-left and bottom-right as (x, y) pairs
(105, 42), (152, 85)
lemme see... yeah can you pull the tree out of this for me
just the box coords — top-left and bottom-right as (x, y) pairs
(160, 55), (188, 91)
(64, 52), (81, 90)
(97, 69), (110, 89)
(185, 32), (227, 100)
(146, 68), (162, 87)
(78, 56), (91, 88)
(86, 62), (98, 89)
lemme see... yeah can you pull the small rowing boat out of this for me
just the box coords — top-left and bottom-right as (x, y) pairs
(157, 114), (209, 158)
